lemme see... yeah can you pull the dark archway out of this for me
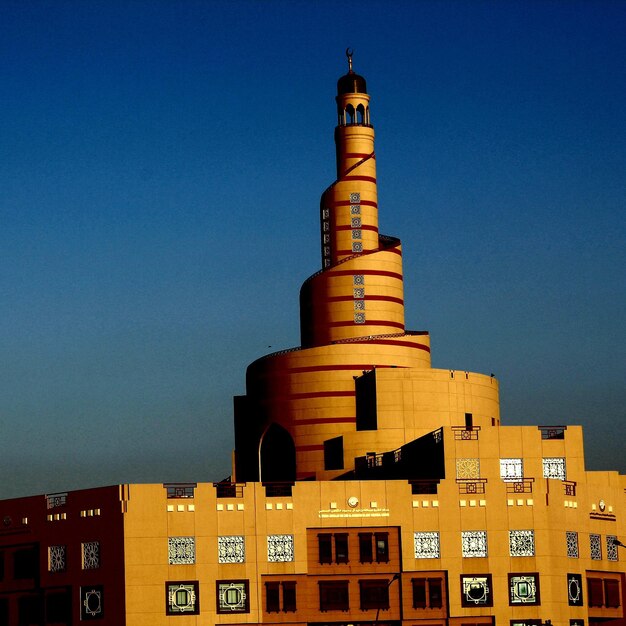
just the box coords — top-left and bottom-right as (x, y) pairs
(260, 423), (296, 482)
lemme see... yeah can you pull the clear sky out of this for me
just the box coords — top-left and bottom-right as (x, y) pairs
(1, 0), (624, 499)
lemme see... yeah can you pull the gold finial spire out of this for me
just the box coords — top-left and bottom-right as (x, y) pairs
(346, 48), (353, 73)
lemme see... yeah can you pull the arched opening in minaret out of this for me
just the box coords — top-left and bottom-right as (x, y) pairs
(259, 423), (296, 482)
(346, 104), (355, 125)
(356, 104), (365, 124)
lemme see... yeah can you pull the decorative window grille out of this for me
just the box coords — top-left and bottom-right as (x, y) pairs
(590, 534), (602, 560)
(46, 493), (68, 509)
(351, 217), (362, 228)
(461, 575), (492, 606)
(48, 545), (66, 573)
(456, 458), (480, 479)
(217, 580), (249, 613)
(566, 531), (579, 558)
(351, 204), (361, 215)
(350, 192), (361, 203)
(509, 530), (535, 556)
(352, 242), (363, 253)
(461, 531), (487, 558)
(414, 531), (440, 559)
(81, 541), (100, 570)
(218, 536), (245, 563)
(322, 208), (330, 219)
(500, 458), (523, 481)
(607, 536), (619, 561)
(542, 457), (566, 480)
(166, 581), (199, 615)
(509, 573), (539, 604)
(81, 585), (104, 619)
(353, 274), (364, 285)
(165, 483), (196, 498)
(168, 537), (195, 565)
(568, 573), (583, 606)
(354, 300), (365, 310)
(352, 229), (362, 239)
(323, 234), (330, 243)
(354, 313), (366, 324)
(353, 288), (365, 299)
(267, 535), (294, 562)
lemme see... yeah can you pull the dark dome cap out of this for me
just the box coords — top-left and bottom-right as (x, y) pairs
(337, 49), (368, 95)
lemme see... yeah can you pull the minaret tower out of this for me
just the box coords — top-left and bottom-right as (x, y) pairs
(233, 53), (499, 483)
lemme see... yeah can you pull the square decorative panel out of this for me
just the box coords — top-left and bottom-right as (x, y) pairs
(456, 458), (480, 479)
(351, 217), (362, 228)
(566, 531), (579, 558)
(323, 222), (330, 231)
(607, 536), (619, 561)
(568, 573), (583, 606)
(82, 541), (100, 570)
(166, 581), (199, 615)
(168, 537), (195, 565)
(354, 300), (365, 310)
(323, 234), (330, 243)
(354, 313), (366, 324)
(353, 274), (365, 285)
(509, 530), (535, 556)
(217, 580), (250, 613)
(414, 531), (440, 558)
(509, 573), (540, 605)
(48, 545), (66, 572)
(350, 204), (361, 214)
(324, 246), (330, 256)
(461, 575), (493, 606)
(461, 531), (487, 558)
(353, 288), (365, 299)
(350, 192), (361, 203)
(267, 535), (294, 562)
(500, 458), (523, 481)
(351, 229), (362, 239)
(81, 585), (104, 620)
(542, 457), (566, 480)
(322, 208), (330, 218)
(218, 536), (245, 563)
(352, 242), (363, 253)
(590, 534), (602, 560)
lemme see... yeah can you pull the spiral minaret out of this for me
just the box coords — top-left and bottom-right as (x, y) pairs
(233, 52), (499, 482)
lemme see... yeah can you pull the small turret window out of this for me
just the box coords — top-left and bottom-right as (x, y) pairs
(346, 104), (355, 125)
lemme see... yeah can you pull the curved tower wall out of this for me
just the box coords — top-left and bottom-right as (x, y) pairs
(233, 56), (500, 482)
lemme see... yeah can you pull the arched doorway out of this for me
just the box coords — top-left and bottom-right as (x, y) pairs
(259, 423), (296, 482)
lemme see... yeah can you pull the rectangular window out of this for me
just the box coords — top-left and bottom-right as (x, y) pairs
(359, 579), (390, 610)
(216, 580), (250, 614)
(319, 580), (349, 611)
(318, 534), (332, 564)
(14, 547), (37, 579)
(375, 532), (389, 563)
(265, 582), (280, 613)
(588, 578), (604, 607)
(355, 370), (377, 431)
(461, 574), (493, 607)
(605, 579), (620, 608)
(500, 458), (524, 481)
(359, 533), (373, 563)
(283, 581), (297, 612)
(412, 578), (427, 608)
(509, 573), (540, 605)
(429, 577), (443, 608)
(324, 436), (344, 471)
(335, 533), (349, 564)
(590, 533), (602, 560)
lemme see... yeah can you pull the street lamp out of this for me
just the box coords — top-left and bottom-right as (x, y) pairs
(374, 573), (400, 625)
(611, 537), (626, 549)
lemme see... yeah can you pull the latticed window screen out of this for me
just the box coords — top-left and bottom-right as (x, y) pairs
(461, 531), (487, 557)
(509, 530), (535, 556)
(218, 536), (245, 563)
(509, 574), (539, 604)
(590, 534), (602, 560)
(353, 274), (365, 285)
(217, 581), (249, 613)
(500, 458), (523, 481)
(167, 582), (199, 615)
(351, 229), (362, 239)
(168, 537), (195, 565)
(607, 536), (619, 561)
(414, 532), (440, 558)
(352, 242), (363, 253)
(566, 531), (579, 558)
(542, 457), (566, 480)
(267, 535), (294, 562)
(354, 300), (365, 310)
(456, 458), (480, 479)
(351, 217), (362, 228)
(82, 541), (100, 570)
(48, 545), (66, 572)
(354, 313), (366, 324)
(351, 205), (361, 215)
(350, 192), (361, 203)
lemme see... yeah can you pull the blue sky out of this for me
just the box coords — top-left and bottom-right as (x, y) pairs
(1, 1), (624, 498)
